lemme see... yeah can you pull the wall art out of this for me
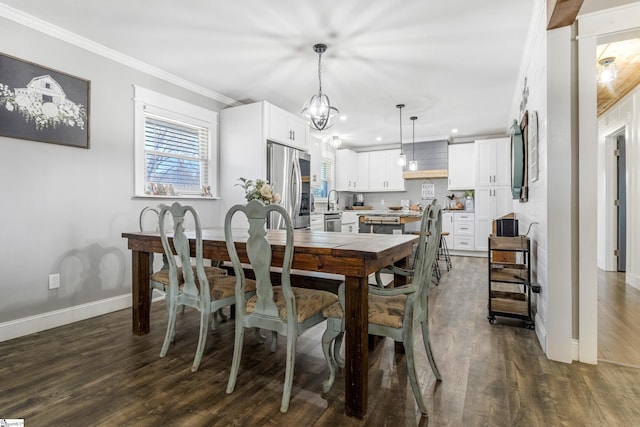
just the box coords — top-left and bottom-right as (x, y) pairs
(0, 52), (90, 148)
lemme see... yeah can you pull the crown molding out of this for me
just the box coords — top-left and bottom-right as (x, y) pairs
(0, 4), (239, 106)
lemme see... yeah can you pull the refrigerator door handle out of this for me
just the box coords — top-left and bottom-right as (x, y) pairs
(291, 155), (302, 226)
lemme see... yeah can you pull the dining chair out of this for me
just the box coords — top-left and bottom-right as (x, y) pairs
(321, 202), (443, 416)
(139, 206), (170, 304)
(155, 201), (254, 372)
(224, 200), (338, 413)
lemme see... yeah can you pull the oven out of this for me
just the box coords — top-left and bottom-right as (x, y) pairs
(359, 215), (404, 234)
(324, 212), (342, 232)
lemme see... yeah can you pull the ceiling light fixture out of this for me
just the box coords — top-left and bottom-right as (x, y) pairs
(409, 116), (418, 171)
(597, 57), (618, 83)
(397, 104), (406, 166)
(302, 43), (339, 131)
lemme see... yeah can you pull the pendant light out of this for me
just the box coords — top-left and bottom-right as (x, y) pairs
(397, 104), (406, 166)
(302, 43), (339, 131)
(409, 116), (418, 171)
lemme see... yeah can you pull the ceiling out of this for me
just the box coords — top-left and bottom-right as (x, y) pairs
(2, 1), (543, 148)
(596, 38), (640, 116)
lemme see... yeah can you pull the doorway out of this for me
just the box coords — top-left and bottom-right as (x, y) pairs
(616, 133), (626, 272)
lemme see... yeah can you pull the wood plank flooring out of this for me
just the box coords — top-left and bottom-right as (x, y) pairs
(598, 269), (640, 366)
(1, 256), (640, 426)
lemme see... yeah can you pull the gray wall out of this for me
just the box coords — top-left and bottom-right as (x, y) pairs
(0, 18), (227, 326)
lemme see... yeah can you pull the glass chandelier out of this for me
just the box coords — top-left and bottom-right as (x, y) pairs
(302, 43), (339, 131)
(397, 104), (406, 166)
(409, 116), (418, 171)
(597, 57), (617, 83)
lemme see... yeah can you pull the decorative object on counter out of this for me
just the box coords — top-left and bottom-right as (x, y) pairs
(409, 116), (418, 171)
(388, 206), (403, 211)
(396, 104), (406, 166)
(301, 43), (339, 131)
(345, 205), (373, 210)
(446, 193), (464, 209)
(236, 177), (281, 204)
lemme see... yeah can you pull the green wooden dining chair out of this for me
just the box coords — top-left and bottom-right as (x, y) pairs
(139, 206), (172, 305)
(155, 202), (255, 372)
(321, 202), (443, 417)
(224, 200), (338, 413)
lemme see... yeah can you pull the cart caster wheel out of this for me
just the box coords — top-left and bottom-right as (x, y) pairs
(526, 324), (535, 330)
(488, 318), (495, 324)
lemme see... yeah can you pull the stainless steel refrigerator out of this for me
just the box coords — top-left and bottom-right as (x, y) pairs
(267, 142), (311, 229)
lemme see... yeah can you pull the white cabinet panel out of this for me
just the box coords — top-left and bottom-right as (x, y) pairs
(474, 187), (513, 252)
(447, 143), (476, 190)
(475, 138), (510, 187)
(309, 139), (322, 188)
(357, 152), (370, 191)
(442, 212), (454, 249)
(367, 149), (405, 191)
(335, 149), (359, 191)
(267, 103), (308, 151)
(443, 211), (475, 251)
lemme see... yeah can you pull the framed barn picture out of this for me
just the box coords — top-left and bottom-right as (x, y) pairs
(0, 52), (90, 148)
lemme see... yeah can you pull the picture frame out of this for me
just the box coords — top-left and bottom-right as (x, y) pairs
(0, 52), (90, 148)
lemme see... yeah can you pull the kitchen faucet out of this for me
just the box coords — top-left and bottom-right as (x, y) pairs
(327, 189), (339, 211)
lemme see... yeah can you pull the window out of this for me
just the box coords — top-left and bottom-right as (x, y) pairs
(134, 86), (217, 198)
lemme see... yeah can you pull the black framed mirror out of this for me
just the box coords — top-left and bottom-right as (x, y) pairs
(511, 118), (525, 200)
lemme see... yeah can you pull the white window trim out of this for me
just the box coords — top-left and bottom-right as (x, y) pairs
(133, 85), (218, 199)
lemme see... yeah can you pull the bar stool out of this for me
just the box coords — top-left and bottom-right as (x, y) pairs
(438, 232), (452, 271)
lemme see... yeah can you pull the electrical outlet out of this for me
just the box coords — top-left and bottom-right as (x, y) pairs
(380, 199), (385, 205)
(48, 274), (60, 290)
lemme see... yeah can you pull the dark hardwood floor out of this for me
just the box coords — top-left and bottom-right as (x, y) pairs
(2, 256), (640, 426)
(598, 269), (640, 367)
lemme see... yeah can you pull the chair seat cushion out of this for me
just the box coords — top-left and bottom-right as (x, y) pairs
(321, 293), (408, 329)
(246, 287), (338, 323)
(150, 266), (227, 286)
(209, 276), (256, 300)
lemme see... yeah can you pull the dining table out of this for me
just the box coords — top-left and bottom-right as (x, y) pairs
(121, 227), (418, 419)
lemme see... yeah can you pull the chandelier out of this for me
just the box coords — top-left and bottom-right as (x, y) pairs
(397, 104), (406, 166)
(302, 43), (339, 131)
(597, 57), (617, 83)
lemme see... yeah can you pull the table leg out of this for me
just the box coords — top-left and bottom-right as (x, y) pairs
(132, 250), (151, 335)
(344, 275), (368, 419)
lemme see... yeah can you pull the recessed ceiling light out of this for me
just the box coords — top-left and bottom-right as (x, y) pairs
(339, 115), (347, 121)
(376, 137), (382, 141)
(451, 128), (459, 133)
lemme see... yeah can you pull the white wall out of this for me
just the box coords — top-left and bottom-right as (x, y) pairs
(0, 15), (230, 340)
(598, 84), (640, 289)
(510, 0), (575, 362)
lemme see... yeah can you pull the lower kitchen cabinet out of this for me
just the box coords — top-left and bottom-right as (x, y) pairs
(443, 211), (475, 251)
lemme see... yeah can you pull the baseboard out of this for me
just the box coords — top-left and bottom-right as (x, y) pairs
(534, 312), (547, 354)
(0, 294), (132, 342)
(572, 339), (580, 361)
(629, 273), (640, 292)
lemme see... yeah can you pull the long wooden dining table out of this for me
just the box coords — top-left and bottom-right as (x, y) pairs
(121, 227), (417, 419)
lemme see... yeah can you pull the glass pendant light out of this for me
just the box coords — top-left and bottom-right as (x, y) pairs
(397, 104), (406, 166)
(302, 43), (339, 131)
(409, 116), (418, 171)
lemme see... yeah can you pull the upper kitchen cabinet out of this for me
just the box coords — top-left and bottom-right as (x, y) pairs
(447, 143), (476, 190)
(368, 149), (405, 192)
(475, 138), (510, 187)
(335, 148), (359, 191)
(356, 152), (370, 191)
(309, 138), (322, 188)
(267, 102), (309, 151)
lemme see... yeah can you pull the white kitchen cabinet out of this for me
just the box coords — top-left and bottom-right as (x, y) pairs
(447, 143), (476, 190)
(356, 152), (370, 191)
(335, 149), (359, 191)
(475, 138), (511, 187)
(474, 186), (513, 251)
(368, 149), (405, 191)
(442, 211), (475, 251)
(310, 213), (324, 231)
(267, 103), (308, 151)
(341, 211), (359, 233)
(474, 137), (512, 252)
